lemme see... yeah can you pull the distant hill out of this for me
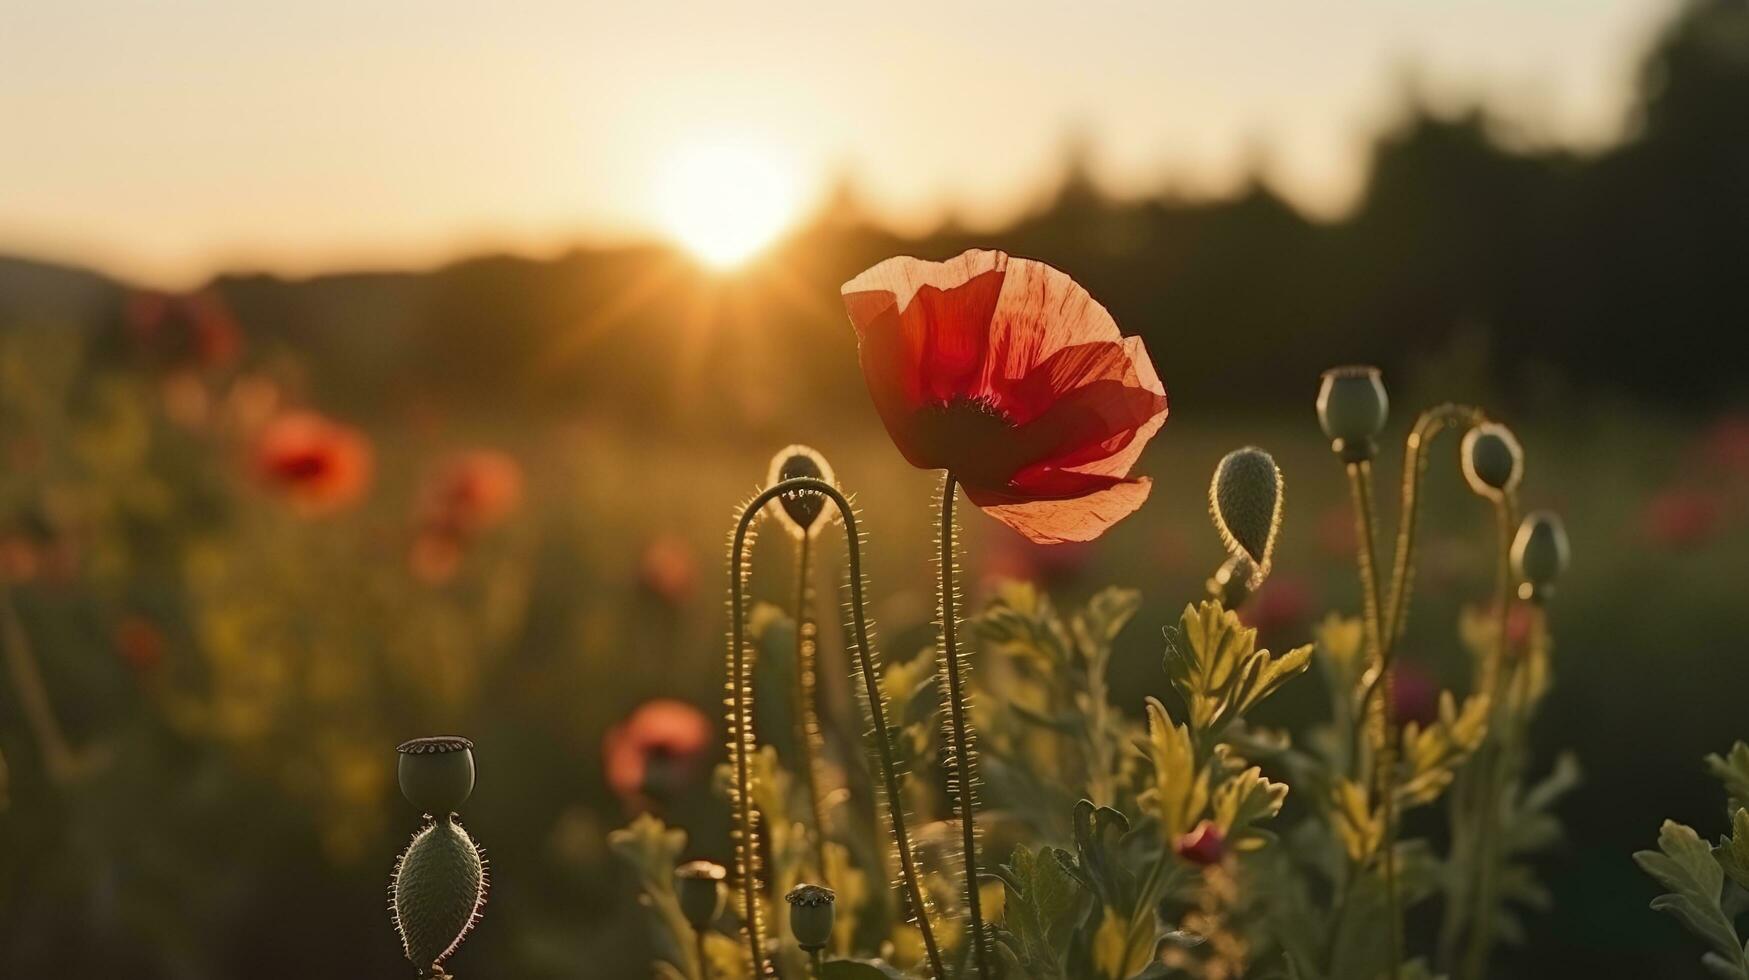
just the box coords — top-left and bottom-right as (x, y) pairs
(4, 0), (1745, 428)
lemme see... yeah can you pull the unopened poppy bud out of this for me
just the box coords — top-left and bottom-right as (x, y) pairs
(1210, 447), (1283, 588)
(1317, 366), (1389, 462)
(674, 860), (726, 930)
(397, 736), (476, 816)
(765, 445), (838, 539)
(1461, 423), (1523, 499)
(784, 882), (836, 952)
(1175, 820), (1226, 866)
(1512, 510), (1569, 601)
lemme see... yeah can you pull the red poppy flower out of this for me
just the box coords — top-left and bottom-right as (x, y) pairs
(420, 450), (524, 535)
(603, 698), (712, 809)
(639, 533), (698, 606)
(1390, 660), (1440, 728)
(113, 615), (167, 673)
(1175, 820), (1226, 866)
(842, 250), (1167, 544)
(125, 288), (242, 372)
(1642, 486), (1720, 549)
(252, 410), (373, 515)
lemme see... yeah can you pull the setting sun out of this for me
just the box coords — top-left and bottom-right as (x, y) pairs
(655, 141), (800, 268)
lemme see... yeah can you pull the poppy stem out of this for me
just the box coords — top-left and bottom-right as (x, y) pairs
(729, 504), (772, 977)
(938, 473), (989, 980)
(735, 479), (946, 979)
(1344, 460), (1401, 977)
(792, 534), (831, 877)
(1461, 491), (1520, 980)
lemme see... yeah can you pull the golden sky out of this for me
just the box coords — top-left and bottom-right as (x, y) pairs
(0, 0), (1676, 287)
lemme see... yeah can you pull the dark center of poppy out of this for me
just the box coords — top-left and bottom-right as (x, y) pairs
(916, 396), (1023, 488)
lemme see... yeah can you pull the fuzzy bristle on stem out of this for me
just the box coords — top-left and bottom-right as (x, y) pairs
(727, 499), (772, 977)
(793, 534), (832, 878)
(739, 478), (946, 978)
(937, 473), (989, 978)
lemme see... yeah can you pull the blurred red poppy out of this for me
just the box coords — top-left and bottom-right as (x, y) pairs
(1240, 575), (1313, 635)
(842, 250), (1168, 544)
(125, 289), (241, 372)
(420, 450), (523, 535)
(113, 615), (167, 673)
(1175, 820), (1226, 866)
(639, 533), (698, 605)
(252, 411), (373, 515)
(603, 699), (712, 809)
(1391, 660), (1440, 728)
(1643, 486), (1720, 548)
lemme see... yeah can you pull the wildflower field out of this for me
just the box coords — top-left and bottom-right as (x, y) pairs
(4, 2), (1749, 979)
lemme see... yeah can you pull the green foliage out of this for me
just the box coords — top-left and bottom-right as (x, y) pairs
(1163, 601), (1311, 740)
(392, 816), (486, 976)
(992, 843), (1089, 979)
(1636, 821), (1749, 979)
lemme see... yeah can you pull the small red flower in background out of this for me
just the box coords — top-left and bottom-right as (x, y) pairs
(1705, 414), (1749, 479)
(408, 450), (523, 584)
(113, 615), (167, 673)
(125, 289), (241, 372)
(1175, 820), (1226, 866)
(1240, 574), (1313, 636)
(640, 533), (698, 605)
(603, 699), (712, 810)
(252, 410), (373, 515)
(980, 534), (1095, 592)
(420, 451), (523, 535)
(1390, 661), (1440, 728)
(1642, 486), (1720, 549)
(842, 250), (1168, 544)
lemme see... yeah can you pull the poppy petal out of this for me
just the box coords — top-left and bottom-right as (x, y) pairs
(985, 257), (1126, 387)
(965, 478), (1153, 545)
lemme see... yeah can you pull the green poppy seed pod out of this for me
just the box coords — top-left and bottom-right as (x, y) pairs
(1512, 510), (1569, 601)
(1317, 366), (1389, 462)
(674, 860), (726, 931)
(765, 444), (839, 539)
(398, 737), (476, 816)
(1210, 447), (1283, 588)
(1461, 423), (1524, 499)
(784, 883), (836, 952)
(393, 814), (487, 976)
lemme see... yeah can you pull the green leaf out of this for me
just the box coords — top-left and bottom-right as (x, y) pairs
(1635, 820), (1749, 979)
(1709, 743), (1749, 816)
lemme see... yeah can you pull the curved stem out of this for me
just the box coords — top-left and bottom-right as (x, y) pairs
(1345, 461), (1401, 979)
(1461, 492), (1520, 980)
(792, 534), (831, 877)
(939, 474), (989, 979)
(1380, 404), (1487, 652)
(737, 479), (947, 978)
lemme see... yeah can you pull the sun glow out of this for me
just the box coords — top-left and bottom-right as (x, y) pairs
(655, 140), (800, 268)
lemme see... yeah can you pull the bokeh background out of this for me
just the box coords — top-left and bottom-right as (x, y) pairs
(3, 1), (1748, 976)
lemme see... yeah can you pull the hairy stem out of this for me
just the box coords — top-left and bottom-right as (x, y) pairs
(792, 534), (831, 877)
(1461, 492), (1520, 980)
(740, 478), (946, 978)
(938, 474), (989, 979)
(1380, 404), (1487, 650)
(1345, 461), (1401, 980)
(729, 506), (771, 976)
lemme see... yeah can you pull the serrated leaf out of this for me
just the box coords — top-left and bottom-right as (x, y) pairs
(1708, 743), (1749, 817)
(1213, 766), (1290, 842)
(1635, 821), (1749, 979)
